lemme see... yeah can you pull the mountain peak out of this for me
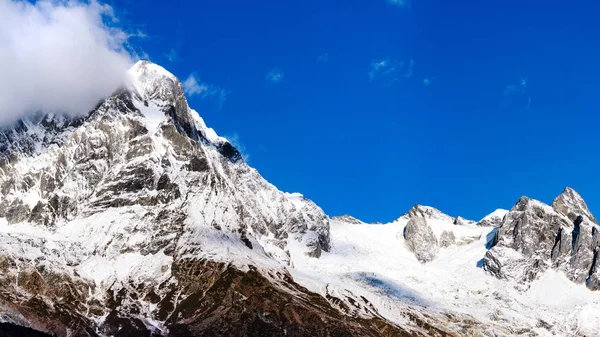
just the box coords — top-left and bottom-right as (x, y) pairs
(400, 204), (454, 223)
(551, 186), (597, 224)
(127, 60), (183, 104)
(331, 214), (363, 225)
(475, 208), (508, 227)
(125, 60), (231, 150)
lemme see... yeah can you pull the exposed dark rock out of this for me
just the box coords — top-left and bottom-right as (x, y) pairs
(217, 141), (243, 163)
(0, 323), (53, 337)
(185, 155), (209, 172)
(453, 216), (475, 226)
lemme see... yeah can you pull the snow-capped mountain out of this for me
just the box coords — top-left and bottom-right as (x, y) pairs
(1, 61), (600, 337)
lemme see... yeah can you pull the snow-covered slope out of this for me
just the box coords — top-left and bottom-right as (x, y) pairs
(1, 61), (600, 337)
(294, 208), (600, 336)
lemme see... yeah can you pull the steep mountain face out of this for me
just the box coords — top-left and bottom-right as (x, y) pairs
(3, 61), (600, 337)
(484, 187), (600, 290)
(0, 61), (416, 337)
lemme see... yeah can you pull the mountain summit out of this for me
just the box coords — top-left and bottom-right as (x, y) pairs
(1, 62), (600, 336)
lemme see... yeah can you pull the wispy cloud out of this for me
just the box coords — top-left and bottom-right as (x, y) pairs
(369, 59), (392, 81)
(266, 68), (284, 86)
(503, 76), (531, 108)
(165, 48), (179, 63)
(225, 133), (250, 162)
(182, 73), (228, 109)
(387, 0), (410, 7)
(317, 53), (329, 63)
(422, 78), (431, 87)
(369, 57), (415, 82)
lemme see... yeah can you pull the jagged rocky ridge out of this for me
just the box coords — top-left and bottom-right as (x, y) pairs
(2, 60), (600, 336)
(0, 62), (437, 337)
(484, 187), (600, 290)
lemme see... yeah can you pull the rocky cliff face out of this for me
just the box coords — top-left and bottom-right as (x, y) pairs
(484, 187), (600, 290)
(0, 61), (375, 336)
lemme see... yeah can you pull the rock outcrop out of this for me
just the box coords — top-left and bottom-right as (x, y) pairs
(453, 216), (476, 226)
(399, 204), (455, 223)
(552, 186), (597, 224)
(404, 216), (439, 263)
(439, 230), (456, 248)
(476, 209), (508, 227)
(484, 187), (600, 290)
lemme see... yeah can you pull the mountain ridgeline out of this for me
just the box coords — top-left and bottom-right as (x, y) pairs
(0, 61), (598, 336)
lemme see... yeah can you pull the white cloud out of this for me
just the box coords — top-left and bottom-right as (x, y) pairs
(0, 0), (136, 125)
(182, 73), (227, 109)
(369, 59), (391, 81)
(266, 68), (284, 85)
(369, 57), (419, 84)
(182, 74), (207, 96)
(317, 53), (329, 63)
(387, 0), (410, 7)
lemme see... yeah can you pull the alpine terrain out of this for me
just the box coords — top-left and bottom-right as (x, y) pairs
(1, 61), (600, 337)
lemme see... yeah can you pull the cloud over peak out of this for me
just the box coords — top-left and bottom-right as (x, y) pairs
(0, 0), (136, 125)
(182, 73), (228, 109)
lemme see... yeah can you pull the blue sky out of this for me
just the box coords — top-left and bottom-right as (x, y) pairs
(112, 0), (600, 222)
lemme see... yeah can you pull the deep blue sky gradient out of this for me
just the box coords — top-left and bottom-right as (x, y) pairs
(112, 0), (600, 222)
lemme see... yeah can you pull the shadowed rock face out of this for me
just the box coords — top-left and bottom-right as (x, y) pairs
(453, 216), (475, 226)
(0, 323), (53, 337)
(484, 187), (600, 290)
(404, 216), (439, 263)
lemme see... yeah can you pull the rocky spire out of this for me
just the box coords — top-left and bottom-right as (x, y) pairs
(551, 186), (597, 224)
